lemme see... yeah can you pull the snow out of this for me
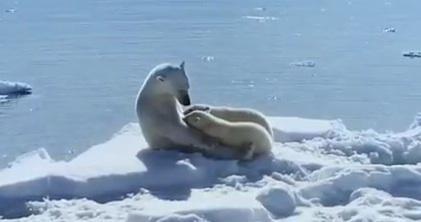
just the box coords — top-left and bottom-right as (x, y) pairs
(0, 81), (32, 96)
(1, 115), (421, 221)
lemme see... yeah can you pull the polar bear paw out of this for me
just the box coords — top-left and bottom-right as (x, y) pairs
(183, 104), (211, 115)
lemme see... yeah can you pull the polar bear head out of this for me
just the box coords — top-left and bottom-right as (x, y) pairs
(183, 110), (220, 131)
(143, 61), (191, 105)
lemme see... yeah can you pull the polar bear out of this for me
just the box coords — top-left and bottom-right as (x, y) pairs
(135, 62), (241, 159)
(184, 105), (273, 137)
(183, 110), (273, 160)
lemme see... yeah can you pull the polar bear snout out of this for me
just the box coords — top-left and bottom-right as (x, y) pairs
(178, 89), (191, 105)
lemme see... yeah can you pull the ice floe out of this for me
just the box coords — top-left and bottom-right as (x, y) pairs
(2, 115), (421, 221)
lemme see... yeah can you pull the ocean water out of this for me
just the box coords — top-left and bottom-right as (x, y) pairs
(1, 0), (421, 166)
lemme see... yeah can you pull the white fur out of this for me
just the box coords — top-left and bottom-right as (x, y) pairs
(184, 111), (273, 160)
(210, 107), (273, 137)
(135, 63), (240, 159)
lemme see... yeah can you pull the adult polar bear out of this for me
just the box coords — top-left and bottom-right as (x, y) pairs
(135, 62), (272, 159)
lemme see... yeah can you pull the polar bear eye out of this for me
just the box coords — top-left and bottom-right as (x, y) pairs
(156, 75), (165, 82)
(194, 116), (201, 122)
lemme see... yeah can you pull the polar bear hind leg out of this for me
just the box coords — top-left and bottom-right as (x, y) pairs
(235, 141), (255, 160)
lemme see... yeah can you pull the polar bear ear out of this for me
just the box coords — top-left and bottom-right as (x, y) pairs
(180, 61), (185, 70)
(156, 75), (165, 82)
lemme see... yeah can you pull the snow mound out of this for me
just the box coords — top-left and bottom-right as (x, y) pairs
(2, 115), (421, 221)
(300, 164), (421, 206)
(0, 80), (32, 95)
(256, 184), (296, 217)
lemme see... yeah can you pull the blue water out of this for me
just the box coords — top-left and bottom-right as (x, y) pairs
(1, 0), (421, 165)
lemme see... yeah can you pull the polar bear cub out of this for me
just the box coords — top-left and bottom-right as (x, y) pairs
(183, 110), (273, 160)
(184, 105), (273, 137)
(209, 107), (273, 137)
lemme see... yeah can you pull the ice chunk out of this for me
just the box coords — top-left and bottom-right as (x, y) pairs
(201, 56), (214, 62)
(0, 80), (32, 95)
(383, 27), (396, 33)
(0, 95), (8, 103)
(290, 60), (316, 68)
(5, 8), (16, 13)
(403, 51), (421, 58)
(242, 16), (278, 22)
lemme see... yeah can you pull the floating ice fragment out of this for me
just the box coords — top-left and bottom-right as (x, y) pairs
(268, 95), (280, 101)
(5, 8), (16, 13)
(403, 51), (421, 58)
(383, 27), (396, 33)
(0, 95), (8, 103)
(254, 7), (266, 11)
(0, 80), (32, 95)
(291, 60), (316, 68)
(201, 56), (214, 62)
(230, 79), (255, 87)
(243, 16), (278, 22)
